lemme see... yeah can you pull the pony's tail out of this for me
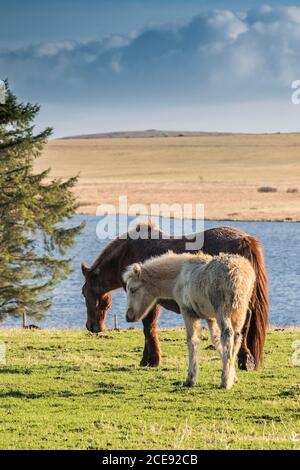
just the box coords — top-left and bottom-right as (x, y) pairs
(241, 235), (269, 369)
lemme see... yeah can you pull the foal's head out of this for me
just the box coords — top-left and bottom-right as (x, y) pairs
(81, 263), (112, 333)
(123, 263), (156, 322)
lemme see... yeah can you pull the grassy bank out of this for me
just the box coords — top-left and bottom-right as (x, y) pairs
(0, 328), (299, 450)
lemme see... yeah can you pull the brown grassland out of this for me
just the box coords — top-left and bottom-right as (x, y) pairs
(36, 133), (300, 220)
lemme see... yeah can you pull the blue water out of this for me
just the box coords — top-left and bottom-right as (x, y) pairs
(1, 216), (299, 329)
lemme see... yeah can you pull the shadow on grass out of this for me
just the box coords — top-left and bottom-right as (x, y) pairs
(54, 365), (81, 373)
(85, 382), (126, 396)
(278, 385), (300, 398)
(0, 391), (47, 399)
(170, 380), (221, 395)
(0, 368), (32, 375)
(0, 390), (76, 399)
(251, 415), (282, 423)
(102, 366), (135, 372)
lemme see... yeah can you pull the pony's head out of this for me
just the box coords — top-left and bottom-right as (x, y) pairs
(123, 263), (157, 322)
(81, 263), (112, 333)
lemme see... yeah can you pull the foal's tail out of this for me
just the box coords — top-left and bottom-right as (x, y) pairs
(241, 235), (269, 368)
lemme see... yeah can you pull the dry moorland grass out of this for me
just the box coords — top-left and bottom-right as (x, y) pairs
(36, 133), (300, 220)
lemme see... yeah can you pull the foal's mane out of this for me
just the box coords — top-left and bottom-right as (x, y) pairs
(140, 251), (211, 283)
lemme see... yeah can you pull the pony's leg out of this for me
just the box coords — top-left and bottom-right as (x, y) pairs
(219, 317), (235, 390)
(182, 311), (202, 387)
(97, 292), (112, 332)
(140, 304), (161, 367)
(207, 318), (237, 381)
(231, 312), (248, 383)
(237, 309), (256, 371)
(207, 319), (242, 383)
(230, 329), (243, 385)
(206, 319), (222, 359)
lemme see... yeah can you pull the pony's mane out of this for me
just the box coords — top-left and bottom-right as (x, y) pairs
(89, 237), (125, 272)
(89, 222), (161, 272)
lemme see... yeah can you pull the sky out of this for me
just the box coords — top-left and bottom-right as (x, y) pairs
(1, 0), (300, 136)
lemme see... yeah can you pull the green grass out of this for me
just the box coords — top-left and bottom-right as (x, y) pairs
(0, 328), (299, 450)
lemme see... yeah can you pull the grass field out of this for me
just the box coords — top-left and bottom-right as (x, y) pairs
(0, 328), (299, 450)
(36, 133), (300, 220)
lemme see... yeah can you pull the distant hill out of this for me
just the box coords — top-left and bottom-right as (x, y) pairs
(59, 129), (235, 140)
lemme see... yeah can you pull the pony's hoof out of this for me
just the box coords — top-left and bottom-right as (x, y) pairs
(220, 382), (234, 390)
(139, 357), (160, 367)
(183, 379), (196, 387)
(238, 351), (256, 371)
(140, 358), (150, 367)
(148, 360), (160, 368)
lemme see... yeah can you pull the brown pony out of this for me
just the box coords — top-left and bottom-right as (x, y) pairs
(81, 224), (269, 371)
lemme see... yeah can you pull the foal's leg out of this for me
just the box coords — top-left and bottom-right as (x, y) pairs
(140, 304), (161, 367)
(230, 312), (247, 384)
(182, 311), (202, 387)
(207, 318), (239, 382)
(219, 317), (235, 390)
(230, 329), (243, 384)
(206, 319), (222, 359)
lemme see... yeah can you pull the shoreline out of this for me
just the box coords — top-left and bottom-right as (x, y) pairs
(1, 326), (299, 332)
(75, 209), (300, 223)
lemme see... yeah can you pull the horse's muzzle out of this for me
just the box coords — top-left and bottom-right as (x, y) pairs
(126, 309), (135, 322)
(86, 322), (104, 333)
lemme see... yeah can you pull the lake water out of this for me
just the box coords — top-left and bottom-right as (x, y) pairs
(1, 215), (299, 329)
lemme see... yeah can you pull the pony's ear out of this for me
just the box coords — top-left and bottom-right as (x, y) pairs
(132, 263), (141, 277)
(81, 263), (89, 276)
(122, 263), (141, 284)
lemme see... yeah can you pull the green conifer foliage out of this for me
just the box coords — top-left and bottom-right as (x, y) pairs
(0, 82), (83, 322)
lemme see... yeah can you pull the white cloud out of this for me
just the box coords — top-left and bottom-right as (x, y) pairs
(35, 41), (77, 58)
(1, 5), (300, 105)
